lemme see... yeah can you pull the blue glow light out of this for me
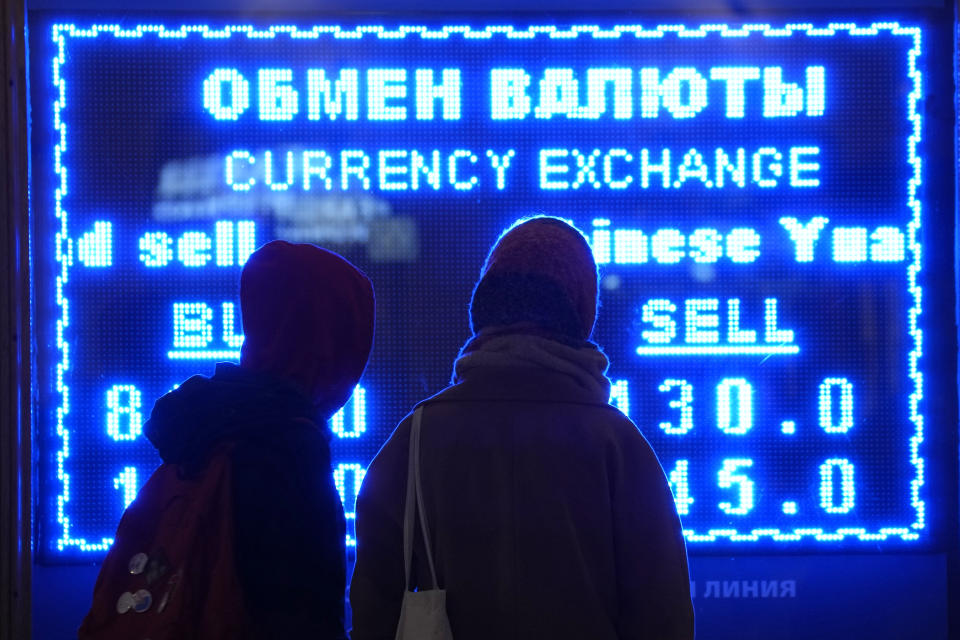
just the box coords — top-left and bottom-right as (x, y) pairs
(871, 227), (907, 262)
(178, 232), (213, 267)
(819, 378), (854, 433)
(172, 303), (214, 349)
(820, 458), (856, 514)
(832, 228), (868, 263)
(306, 69), (359, 121)
(716, 378), (754, 435)
(203, 68), (249, 120)
(331, 385), (367, 438)
(780, 216), (829, 262)
(264, 151), (295, 190)
(718, 458), (756, 515)
(659, 379), (694, 434)
(166, 350), (241, 360)
(637, 345), (800, 355)
(608, 379), (630, 417)
(113, 467), (139, 510)
(42, 20), (927, 555)
(106, 385), (143, 442)
(258, 69), (299, 121)
(668, 460), (694, 515)
(139, 232), (173, 267)
(77, 221), (112, 267)
(415, 69), (462, 120)
(334, 463), (366, 547)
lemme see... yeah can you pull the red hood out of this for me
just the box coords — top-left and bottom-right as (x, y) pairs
(239, 240), (375, 419)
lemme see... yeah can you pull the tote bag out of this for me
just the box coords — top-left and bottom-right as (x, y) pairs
(394, 407), (455, 640)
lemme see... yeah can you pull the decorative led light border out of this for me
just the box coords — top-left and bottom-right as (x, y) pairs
(50, 21), (924, 551)
(51, 22), (920, 40)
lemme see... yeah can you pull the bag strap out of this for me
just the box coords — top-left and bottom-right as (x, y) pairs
(402, 407), (441, 591)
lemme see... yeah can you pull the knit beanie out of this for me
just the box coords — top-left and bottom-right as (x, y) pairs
(470, 217), (598, 341)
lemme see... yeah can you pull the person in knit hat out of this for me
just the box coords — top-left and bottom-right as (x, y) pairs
(351, 217), (693, 640)
(143, 241), (374, 639)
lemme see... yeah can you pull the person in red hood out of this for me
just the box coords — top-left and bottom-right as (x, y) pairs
(350, 217), (693, 640)
(144, 240), (375, 640)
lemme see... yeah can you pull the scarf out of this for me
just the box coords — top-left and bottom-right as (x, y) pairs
(453, 332), (611, 402)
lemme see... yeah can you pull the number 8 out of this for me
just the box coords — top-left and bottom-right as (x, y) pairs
(107, 385), (142, 441)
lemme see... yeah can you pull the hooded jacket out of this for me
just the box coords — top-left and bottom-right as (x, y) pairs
(350, 335), (694, 640)
(145, 241), (375, 640)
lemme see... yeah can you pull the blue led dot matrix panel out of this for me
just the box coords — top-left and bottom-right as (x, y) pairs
(33, 19), (930, 559)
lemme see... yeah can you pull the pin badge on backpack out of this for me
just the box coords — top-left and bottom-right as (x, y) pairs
(145, 549), (170, 585)
(128, 553), (149, 575)
(116, 592), (135, 614)
(156, 590), (170, 614)
(157, 569), (182, 614)
(132, 589), (153, 613)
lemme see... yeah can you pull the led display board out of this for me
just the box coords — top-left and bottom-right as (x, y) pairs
(32, 18), (936, 559)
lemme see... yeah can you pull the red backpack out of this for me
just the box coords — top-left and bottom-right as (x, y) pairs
(79, 443), (252, 640)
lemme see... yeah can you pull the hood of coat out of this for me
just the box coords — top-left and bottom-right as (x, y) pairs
(144, 362), (318, 469)
(239, 240), (375, 420)
(453, 332), (611, 402)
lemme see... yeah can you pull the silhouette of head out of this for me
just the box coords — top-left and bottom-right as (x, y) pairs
(239, 240), (375, 418)
(470, 217), (598, 341)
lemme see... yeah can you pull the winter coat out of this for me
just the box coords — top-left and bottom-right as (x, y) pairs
(145, 363), (348, 640)
(143, 241), (375, 640)
(350, 338), (694, 640)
